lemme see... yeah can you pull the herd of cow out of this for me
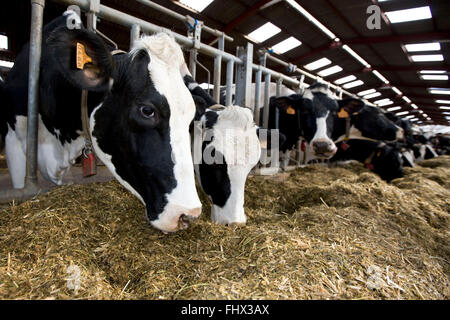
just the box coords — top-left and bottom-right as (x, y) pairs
(0, 11), (449, 233)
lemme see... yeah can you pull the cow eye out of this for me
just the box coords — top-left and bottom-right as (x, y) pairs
(140, 106), (155, 119)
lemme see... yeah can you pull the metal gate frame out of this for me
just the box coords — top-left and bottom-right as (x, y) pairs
(0, 0), (373, 203)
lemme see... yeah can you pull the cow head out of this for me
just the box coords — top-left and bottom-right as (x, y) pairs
(299, 84), (339, 158)
(49, 25), (201, 233)
(268, 94), (301, 152)
(194, 105), (261, 225)
(271, 84), (339, 157)
(371, 143), (404, 182)
(336, 99), (404, 142)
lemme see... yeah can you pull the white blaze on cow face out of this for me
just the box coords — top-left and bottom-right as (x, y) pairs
(301, 86), (338, 158)
(137, 36), (202, 232)
(90, 34), (201, 233)
(196, 106), (261, 225)
(309, 111), (337, 157)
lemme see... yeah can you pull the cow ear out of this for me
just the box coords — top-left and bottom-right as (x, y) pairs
(271, 94), (302, 111)
(338, 98), (365, 116)
(47, 26), (113, 92)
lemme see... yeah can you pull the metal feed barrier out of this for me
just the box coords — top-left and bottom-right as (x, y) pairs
(0, 0), (371, 203)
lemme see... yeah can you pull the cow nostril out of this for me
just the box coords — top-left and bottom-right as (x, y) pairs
(178, 214), (191, 230)
(313, 141), (332, 153)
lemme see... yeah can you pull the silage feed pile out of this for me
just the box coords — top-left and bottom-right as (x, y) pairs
(0, 157), (449, 300)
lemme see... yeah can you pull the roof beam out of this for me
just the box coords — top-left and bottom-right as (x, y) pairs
(289, 32), (450, 64)
(205, 0), (273, 44)
(343, 32), (450, 45)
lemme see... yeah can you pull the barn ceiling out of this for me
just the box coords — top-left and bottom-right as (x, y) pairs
(0, 0), (449, 125)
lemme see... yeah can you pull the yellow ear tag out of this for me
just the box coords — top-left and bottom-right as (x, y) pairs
(76, 42), (93, 70)
(377, 151), (382, 157)
(338, 108), (349, 118)
(286, 105), (296, 115)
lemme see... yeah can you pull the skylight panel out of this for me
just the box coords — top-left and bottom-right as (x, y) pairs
(334, 75), (356, 85)
(358, 89), (376, 96)
(373, 70), (389, 84)
(402, 96), (412, 103)
(317, 65), (343, 77)
(392, 87), (402, 95)
(411, 54), (444, 62)
(411, 104), (418, 109)
(247, 22), (281, 43)
(363, 92), (382, 99)
(436, 100), (450, 104)
(272, 37), (302, 54)
(420, 74), (449, 81)
(387, 106), (402, 112)
(440, 106), (450, 110)
(405, 42), (441, 52)
(419, 70), (446, 74)
(378, 101), (394, 107)
(429, 88), (450, 95)
(396, 111), (409, 116)
(405, 115), (415, 119)
(342, 80), (364, 89)
(375, 98), (392, 104)
(304, 57), (332, 71)
(0, 35), (7, 50)
(385, 6), (432, 24)
(179, 0), (215, 12)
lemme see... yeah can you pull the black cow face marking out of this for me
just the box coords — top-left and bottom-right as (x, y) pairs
(90, 37), (201, 233)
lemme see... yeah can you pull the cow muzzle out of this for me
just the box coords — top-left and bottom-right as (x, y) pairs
(150, 205), (202, 233)
(311, 139), (337, 158)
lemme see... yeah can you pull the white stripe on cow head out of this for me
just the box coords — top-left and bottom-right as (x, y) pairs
(134, 34), (202, 232)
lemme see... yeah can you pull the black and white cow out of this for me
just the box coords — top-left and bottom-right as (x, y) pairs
(385, 112), (438, 163)
(270, 83), (404, 158)
(1, 11), (201, 233)
(331, 139), (403, 182)
(182, 71), (262, 225)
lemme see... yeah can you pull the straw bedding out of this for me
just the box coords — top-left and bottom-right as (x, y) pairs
(0, 156), (449, 299)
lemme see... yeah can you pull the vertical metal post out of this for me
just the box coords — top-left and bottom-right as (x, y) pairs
(235, 43), (253, 108)
(262, 72), (271, 129)
(225, 59), (234, 106)
(188, 22), (201, 80)
(254, 69), (262, 125)
(86, 0), (100, 30)
(130, 24), (141, 49)
(25, 0), (45, 189)
(275, 78), (282, 130)
(254, 52), (266, 126)
(189, 50), (197, 79)
(213, 34), (224, 103)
